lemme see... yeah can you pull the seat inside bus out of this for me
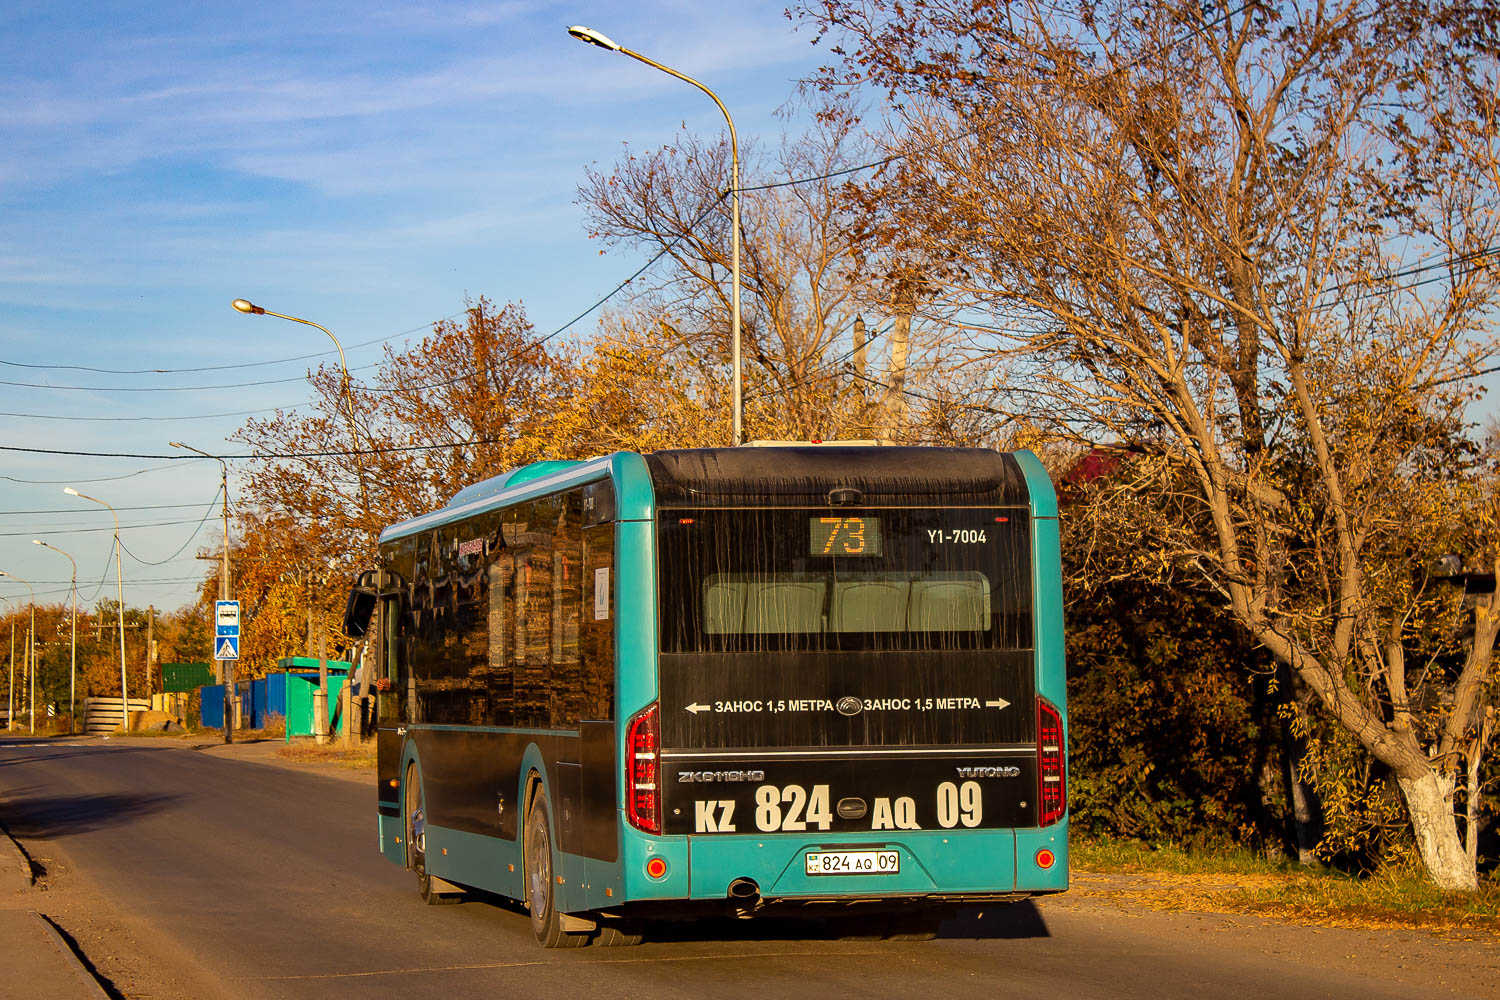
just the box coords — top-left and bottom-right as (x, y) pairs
(703, 572), (991, 635)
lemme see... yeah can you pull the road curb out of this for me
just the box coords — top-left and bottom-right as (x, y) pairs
(1, 822), (34, 892)
(0, 910), (114, 1000)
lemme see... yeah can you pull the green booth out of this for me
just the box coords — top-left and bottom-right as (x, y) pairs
(275, 657), (353, 739)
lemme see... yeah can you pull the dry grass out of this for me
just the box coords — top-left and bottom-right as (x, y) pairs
(1073, 838), (1500, 938)
(275, 739), (377, 771)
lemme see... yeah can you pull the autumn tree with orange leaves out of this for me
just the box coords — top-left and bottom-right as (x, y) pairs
(224, 298), (716, 679)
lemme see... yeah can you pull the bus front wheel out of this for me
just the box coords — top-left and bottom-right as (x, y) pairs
(523, 785), (587, 948)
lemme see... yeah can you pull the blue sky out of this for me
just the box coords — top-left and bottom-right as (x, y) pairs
(0, 0), (826, 611)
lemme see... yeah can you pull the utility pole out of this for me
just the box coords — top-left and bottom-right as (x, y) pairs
(1, 572), (38, 735)
(7, 621), (13, 732)
(178, 444), (235, 742)
(221, 564), (234, 742)
(28, 620), (35, 735)
(314, 633), (329, 746)
(146, 606), (155, 705)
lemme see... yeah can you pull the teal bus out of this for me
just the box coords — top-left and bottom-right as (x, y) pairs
(357, 445), (1067, 946)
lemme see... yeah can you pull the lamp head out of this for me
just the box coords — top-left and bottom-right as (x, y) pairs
(567, 25), (621, 51)
(231, 298), (265, 315)
(169, 441), (184, 449)
(31, 539), (42, 546)
(63, 487), (80, 497)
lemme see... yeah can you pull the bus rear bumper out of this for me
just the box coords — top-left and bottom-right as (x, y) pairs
(645, 826), (1067, 902)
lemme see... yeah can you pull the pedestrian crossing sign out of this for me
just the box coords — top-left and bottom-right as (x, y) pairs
(215, 635), (240, 660)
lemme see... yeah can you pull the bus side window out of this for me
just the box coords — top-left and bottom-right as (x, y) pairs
(487, 551), (516, 726)
(513, 501), (552, 729)
(550, 491), (585, 728)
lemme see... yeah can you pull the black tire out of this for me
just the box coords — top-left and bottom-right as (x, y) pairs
(524, 784), (587, 948)
(887, 909), (942, 941)
(594, 922), (644, 947)
(828, 913), (890, 941)
(405, 764), (460, 905)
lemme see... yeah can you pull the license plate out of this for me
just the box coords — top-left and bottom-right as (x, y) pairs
(805, 849), (901, 876)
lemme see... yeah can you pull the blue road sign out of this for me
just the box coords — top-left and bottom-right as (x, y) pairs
(214, 635), (240, 660)
(216, 600), (241, 637)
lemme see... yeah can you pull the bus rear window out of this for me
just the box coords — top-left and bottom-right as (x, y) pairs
(658, 508), (1032, 653)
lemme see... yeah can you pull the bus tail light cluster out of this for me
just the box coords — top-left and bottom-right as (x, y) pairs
(1037, 696), (1066, 826)
(626, 702), (661, 834)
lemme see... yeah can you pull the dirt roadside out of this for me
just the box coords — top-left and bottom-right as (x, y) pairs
(1041, 872), (1500, 997)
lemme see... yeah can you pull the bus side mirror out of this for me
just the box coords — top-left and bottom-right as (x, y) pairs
(344, 577), (378, 638)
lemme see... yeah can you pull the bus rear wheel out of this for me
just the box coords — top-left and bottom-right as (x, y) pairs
(405, 764), (460, 906)
(524, 785), (587, 948)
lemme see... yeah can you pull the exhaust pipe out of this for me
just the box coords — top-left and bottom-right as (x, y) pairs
(727, 877), (760, 899)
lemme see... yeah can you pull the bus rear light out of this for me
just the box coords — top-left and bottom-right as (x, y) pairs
(645, 856), (668, 879)
(1035, 848), (1055, 869)
(1037, 697), (1066, 826)
(626, 702), (662, 834)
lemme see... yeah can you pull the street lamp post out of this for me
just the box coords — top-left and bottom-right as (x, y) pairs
(3, 597), (11, 731)
(231, 300), (373, 744)
(171, 441), (235, 744)
(0, 571), (36, 735)
(32, 541), (78, 735)
(567, 25), (744, 446)
(64, 487), (130, 730)
(230, 299), (369, 505)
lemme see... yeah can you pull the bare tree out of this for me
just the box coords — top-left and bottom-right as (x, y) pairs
(803, 0), (1500, 888)
(580, 107), (957, 441)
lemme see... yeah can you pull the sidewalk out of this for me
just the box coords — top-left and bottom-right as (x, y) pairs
(0, 825), (109, 1000)
(187, 735), (373, 784)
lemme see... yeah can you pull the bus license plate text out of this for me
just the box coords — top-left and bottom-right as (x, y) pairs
(805, 849), (901, 876)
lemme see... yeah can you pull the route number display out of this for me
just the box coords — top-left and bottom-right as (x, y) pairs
(810, 516), (883, 556)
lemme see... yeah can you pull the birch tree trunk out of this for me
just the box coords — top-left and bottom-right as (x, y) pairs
(1397, 771), (1476, 891)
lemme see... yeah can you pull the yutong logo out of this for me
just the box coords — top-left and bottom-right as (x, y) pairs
(678, 770), (766, 783)
(956, 765), (1021, 779)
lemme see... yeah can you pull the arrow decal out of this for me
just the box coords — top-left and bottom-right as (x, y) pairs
(984, 698), (1011, 710)
(685, 702), (712, 715)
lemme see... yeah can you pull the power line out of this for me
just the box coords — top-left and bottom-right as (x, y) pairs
(1431, 362), (1500, 388)
(0, 360), (381, 393)
(0, 517), (213, 537)
(0, 438), (500, 460)
(355, 192), (734, 397)
(0, 400), (315, 423)
(846, 369), (1014, 417)
(2, 575), (204, 586)
(0, 314), (455, 376)
(1, 195), (728, 403)
(730, 1), (1263, 198)
(0, 502), (211, 516)
(118, 487), (225, 567)
(1, 462), (182, 485)
(742, 320), (890, 403)
(78, 550), (116, 606)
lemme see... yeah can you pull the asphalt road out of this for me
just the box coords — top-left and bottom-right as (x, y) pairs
(0, 735), (1487, 1000)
